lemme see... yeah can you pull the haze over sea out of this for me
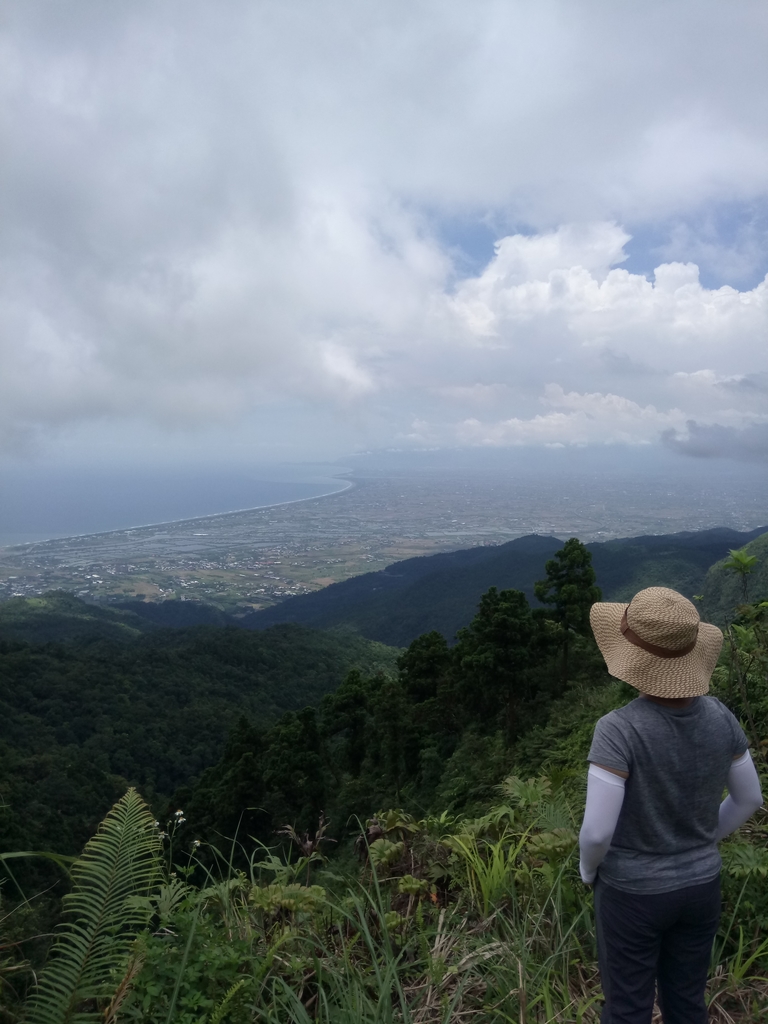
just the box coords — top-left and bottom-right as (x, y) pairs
(0, 462), (350, 547)
(2, 447), (767, 552)
(3, 446), (767, 610)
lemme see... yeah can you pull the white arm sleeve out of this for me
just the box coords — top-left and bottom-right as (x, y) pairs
(579, 764), (626, 884)
(716, 750), (763, 841)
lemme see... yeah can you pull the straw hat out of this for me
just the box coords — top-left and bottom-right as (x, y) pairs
(590, 586), (723, 697)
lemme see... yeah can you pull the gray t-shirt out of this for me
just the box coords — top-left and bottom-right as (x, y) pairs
(588, 695), (748, 894)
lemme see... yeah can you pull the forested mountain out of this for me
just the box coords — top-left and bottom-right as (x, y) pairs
(236, 526), (768, 645)
(176, 528), (768, 859)
(179, 605), (610, 855)
(2, 534), (767, 1021)
(240, 534), (561, 646)
(0, 590), (238, 644)
(2, 527), (767, 876)
(0, 591), (158, 644)
(0, 610), (397, 863)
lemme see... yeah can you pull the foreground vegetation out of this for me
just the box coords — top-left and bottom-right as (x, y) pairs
(1, 541), (767, 1021)
(3, 757), (766, 1023)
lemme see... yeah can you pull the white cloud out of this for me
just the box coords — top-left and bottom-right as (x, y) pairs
(320, 344), (376, 398)
(458, 387), (688, 447)
(445, 223), (768, 449)
(2, 2), (768, 459)
(457, 383), (768, 448)
(452, 226), (768, 370)
(663, 421), (768, 462)
(434, 384), (510, 405)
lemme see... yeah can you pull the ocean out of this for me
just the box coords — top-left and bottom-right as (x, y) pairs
(0, 462), (350, 547)
(2, 449), (767, 551)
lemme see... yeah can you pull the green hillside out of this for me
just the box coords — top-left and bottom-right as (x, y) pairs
(3, 539), (768, 1021)
(0, 609), (398, 863)
(241, 526), (767, 643)
(0, 590), (157, 644)
(0, 525), (761, 868)
(702, 531), (768, 624)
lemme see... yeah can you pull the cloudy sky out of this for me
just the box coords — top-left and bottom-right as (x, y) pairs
(3, 0), (768, 469)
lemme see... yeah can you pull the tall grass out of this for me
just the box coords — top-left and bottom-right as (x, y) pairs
(7, 779), (767, 1023)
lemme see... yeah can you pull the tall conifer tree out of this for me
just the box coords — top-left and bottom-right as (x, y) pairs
(534, 538), (602, 686)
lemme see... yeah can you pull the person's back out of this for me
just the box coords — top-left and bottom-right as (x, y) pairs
(590, 695), (747, 893)
(579, 587), (763, 1024)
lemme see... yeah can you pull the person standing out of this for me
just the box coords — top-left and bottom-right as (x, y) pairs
(579, 586), (763, 1024)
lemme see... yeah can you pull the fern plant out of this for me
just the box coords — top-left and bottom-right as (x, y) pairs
(26, 787), (161, 1024)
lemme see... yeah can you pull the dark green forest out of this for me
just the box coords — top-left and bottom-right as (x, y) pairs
(0, 540), (607, 869)
(2, 533), (766, 869)
(0, 607), (396, 863)
(1, 534), (767, 1022)
(237, 526), (768, 644)
(3, 536), (765, 1024)
(179, 538), (606, 853)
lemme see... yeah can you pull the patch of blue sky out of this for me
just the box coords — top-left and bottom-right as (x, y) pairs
(622, 199), (768, 291)
(422, 209), (517, 279)
(427, 200), (768, 292)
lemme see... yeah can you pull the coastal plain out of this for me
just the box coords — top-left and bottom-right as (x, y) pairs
(2, 471), (767, 611)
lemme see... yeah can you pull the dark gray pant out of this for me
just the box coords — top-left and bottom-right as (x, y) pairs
(594, 874), (721, 1024)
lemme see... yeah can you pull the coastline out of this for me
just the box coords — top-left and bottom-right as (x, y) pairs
(1, 474), (356, 553)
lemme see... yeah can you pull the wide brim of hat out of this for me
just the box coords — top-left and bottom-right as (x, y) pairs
(590, 602), (723, 697)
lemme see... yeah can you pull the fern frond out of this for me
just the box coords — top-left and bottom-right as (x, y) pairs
(210, 978), (248, 1024)
(26, 788), (161, 1024)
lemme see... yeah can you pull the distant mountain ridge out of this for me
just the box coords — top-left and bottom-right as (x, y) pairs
(234, 526), (768, 646)
(5, 525), (764, 649)
(0, 590), (234, 645)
